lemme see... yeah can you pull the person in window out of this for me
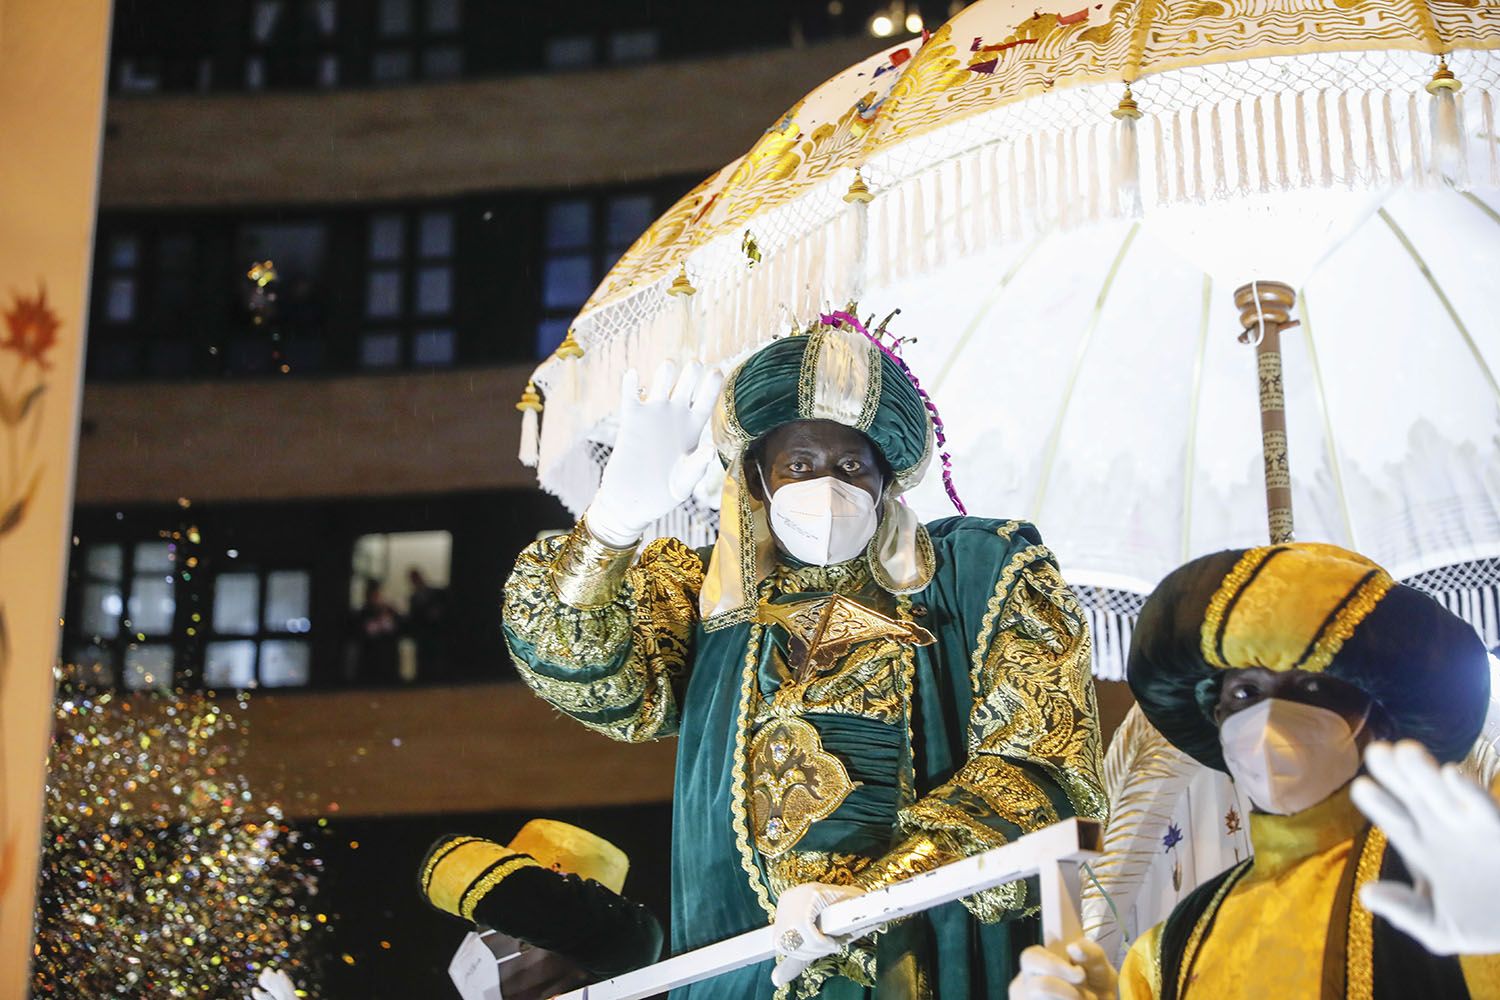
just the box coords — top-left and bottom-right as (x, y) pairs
(502, 316), (1106, 998)
(355, 577), (401, 684)
(406, 567), (447, 679)
(1009, 542), (1500, 1000)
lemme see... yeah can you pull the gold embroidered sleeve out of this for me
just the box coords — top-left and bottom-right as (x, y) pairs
(854, 549), (1107, 923)
(501, 527), (703, 743)
(969, 554), (1108, 824)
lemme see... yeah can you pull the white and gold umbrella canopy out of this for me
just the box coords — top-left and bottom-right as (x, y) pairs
(521, 0), (1500, 676)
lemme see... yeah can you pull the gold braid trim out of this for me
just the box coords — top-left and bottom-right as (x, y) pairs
(421, 836), (484, 897)
(854, 339), (883, 433)
(796, 327), (826, 420)
(1176, 861), (1252, 999)
(967, 528), (1039, 691)
(549, 517), (639, 609)
(1345, 827), (1386, 1000)
(1200, 547), (1279, 668)
(731, 622), (776, 917)
(459, 855), (543, 922)
(1298, 571), (1395, 674)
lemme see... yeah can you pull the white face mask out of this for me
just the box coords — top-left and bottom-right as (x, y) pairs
(1219, 697), (1366, 815)
(760, 471), (879, 566)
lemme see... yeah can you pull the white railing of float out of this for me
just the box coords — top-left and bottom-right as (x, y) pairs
(554, 817), (1102, 1000)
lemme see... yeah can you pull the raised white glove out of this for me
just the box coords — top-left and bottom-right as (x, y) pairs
(1350, 739), (1500, 955)
(1009, 938), (1118, 1000)
(249, 968), (298, 1000)
(586, 361), (724, 547)
(769, 881), (865, 988)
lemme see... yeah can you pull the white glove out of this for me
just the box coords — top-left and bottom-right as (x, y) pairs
(1009, 938), (1119, 1000)
(1350, 739), (1500, 955)
(249, 968), (299, 1000)
(769, 881), (865, 988)
(586, 361), (724, 547)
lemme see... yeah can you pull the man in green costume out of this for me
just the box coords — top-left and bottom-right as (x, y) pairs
(503, 315), (1107, 998)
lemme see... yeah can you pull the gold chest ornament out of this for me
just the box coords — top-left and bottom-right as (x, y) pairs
(748, 594), (935, 857)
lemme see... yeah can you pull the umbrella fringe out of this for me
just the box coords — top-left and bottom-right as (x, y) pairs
(529, 79), (1499, 516)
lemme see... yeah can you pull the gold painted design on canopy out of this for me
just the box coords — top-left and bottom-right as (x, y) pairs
(578, 0), (1498, 317)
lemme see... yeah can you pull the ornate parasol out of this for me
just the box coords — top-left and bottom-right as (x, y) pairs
(520, 0), (1500, 675)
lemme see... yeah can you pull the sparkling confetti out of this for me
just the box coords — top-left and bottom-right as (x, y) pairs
(33, 689), (324, 996)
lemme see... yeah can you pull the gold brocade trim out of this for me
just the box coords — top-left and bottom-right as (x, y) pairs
(549, 518), (638, 609)
(796, 326), (826, 421)
(1345, 828), (1386, 1000)
(969, 539), (1048, 693)
(459, 855), (542, 922)
(897, 593), (918, 808)
(749, 716), (857, 857)
(765, 850), (874, 899)
(731, 623), (776, 916)
(1200, 546), (1280, 668)
(1177, 861), (1252, 999)
(855, 339), (883, 433)
(1298, 571), (1395, 674)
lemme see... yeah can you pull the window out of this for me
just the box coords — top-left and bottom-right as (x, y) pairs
(371, 0), (462, 83)
(103, 234), (139, 324)
(362, 208), (457, 370)
(233, 221), (329, 375)
(203, 567), (313, 688)
(65, 541), (178, 691)
(608, 29), (660, 64)
(349, 531), (451, 684)
(536, 191), (659, 357)
(544, 36), (596, 70)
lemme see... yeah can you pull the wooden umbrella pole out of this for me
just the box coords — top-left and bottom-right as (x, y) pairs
(1234, 281), (1300, 544)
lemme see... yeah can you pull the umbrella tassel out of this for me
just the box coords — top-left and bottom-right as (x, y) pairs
(1153, 108), (1169, 205)
(1427, 57), (1468, 189)
(1362, 92), (1381, 186)
(1407, 92), (1427, 185)
(843, 174), (872, 304)
(1383, 90), (1404, 185)
(1210, 103), (1228, 197)
(1191, 107), (1206, 202)
(1273, 92), (1290, 189)
(1112, 87), (1145, 219)
(1295, 91), (1311, 187)
(1170, 110), (1182, 200)
(1253, 96), (1271, 193)
(1338, 91), (1356, 187)
(1316, 89), (1333, 188)
(517, 381), (542, 468)
(1483, 90), (1497, 187)
(1233, 99), (1250, 195)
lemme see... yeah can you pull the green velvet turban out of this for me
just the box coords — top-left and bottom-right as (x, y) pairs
(1128, 542), (1490, 772)
(712, 322), (933, 488)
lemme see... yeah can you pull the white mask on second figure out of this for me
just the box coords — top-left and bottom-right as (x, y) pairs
(760, 470), (879, 566)
(1219, 697), (1366, 815)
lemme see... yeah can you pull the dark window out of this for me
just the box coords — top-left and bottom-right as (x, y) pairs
(233, 221), (329, 375)
(203, 567), (313, 688)
(361, 208), (456, 369)
(65, 541), (178, 691)
(535, 190), (662, 358)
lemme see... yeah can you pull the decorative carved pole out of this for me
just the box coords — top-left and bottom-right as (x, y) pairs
(1234, 281), (1300, 544)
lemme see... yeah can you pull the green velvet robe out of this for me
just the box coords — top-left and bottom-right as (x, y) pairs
(502, 516), (1106, 999)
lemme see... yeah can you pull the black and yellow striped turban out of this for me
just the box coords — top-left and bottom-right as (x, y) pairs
(1128, 542), (1490, 771)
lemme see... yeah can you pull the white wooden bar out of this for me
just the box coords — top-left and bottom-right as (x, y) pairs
(555, 817), (1101, 1000)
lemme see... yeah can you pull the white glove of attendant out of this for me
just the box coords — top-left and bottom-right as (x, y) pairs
(769, 882), (865, 988)
(249, 968), (298, 1000)
(1350, 739), (1500, 955)
(1009, 938), (1119, 1000)
(586, 361), (724, 547)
